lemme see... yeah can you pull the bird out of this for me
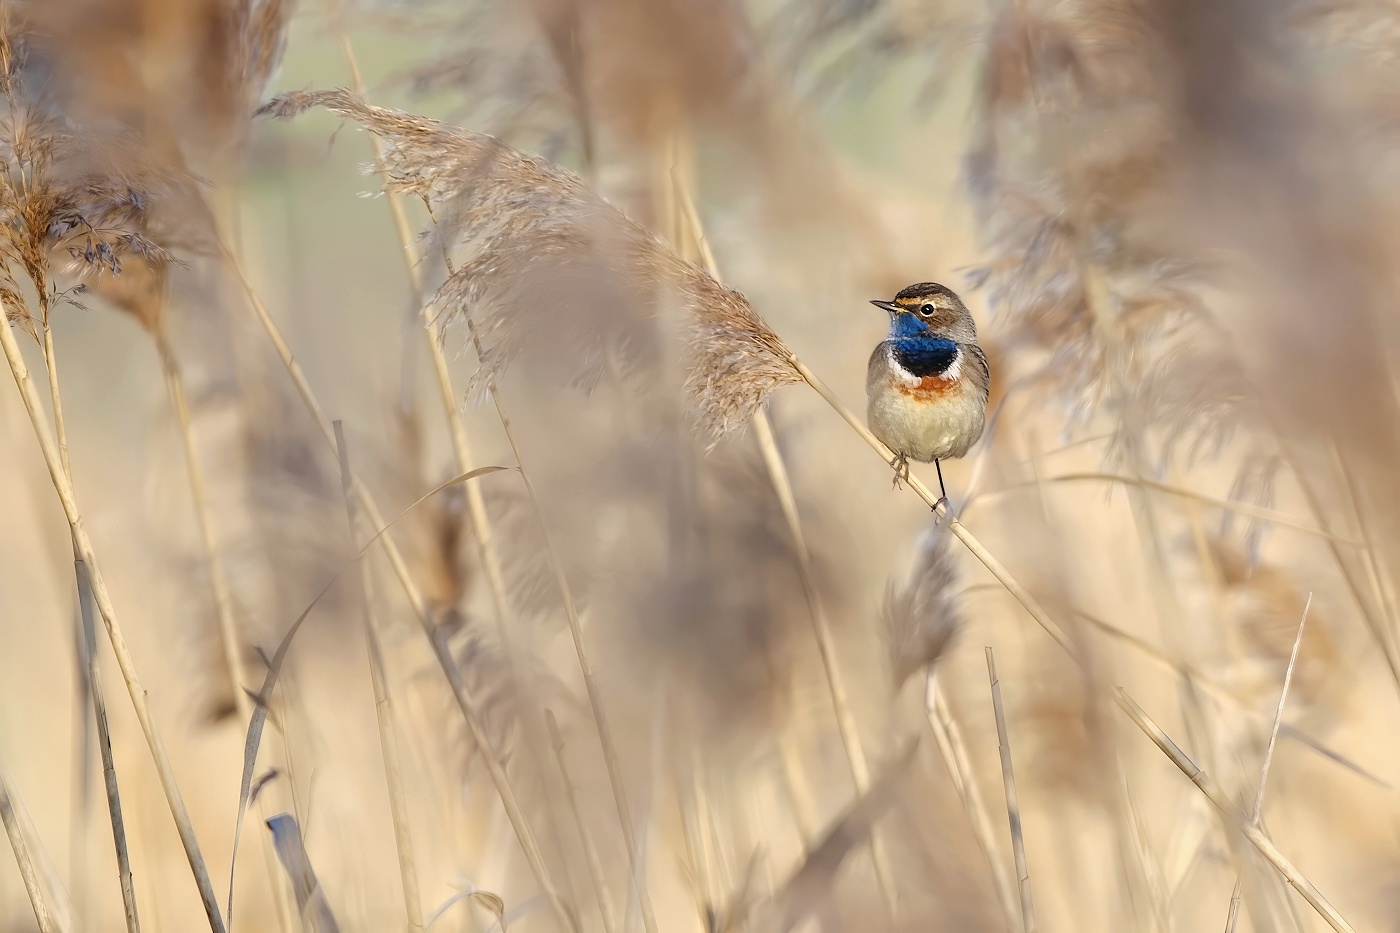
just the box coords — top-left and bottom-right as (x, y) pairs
(866, 282), (989, 507)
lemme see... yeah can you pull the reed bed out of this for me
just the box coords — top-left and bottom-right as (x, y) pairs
(1, 1), (1399, 931)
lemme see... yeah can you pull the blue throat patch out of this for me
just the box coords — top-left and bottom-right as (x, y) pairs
(886, 314), (958, 377)
(892, 337), (959, 377)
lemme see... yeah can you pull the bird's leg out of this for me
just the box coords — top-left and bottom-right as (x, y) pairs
(933, 458), (949, 514)
(890, 452), (910, 490)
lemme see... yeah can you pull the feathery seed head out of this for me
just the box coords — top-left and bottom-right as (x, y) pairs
(257, 88), (802, 438)
(882, 524), (961, 689)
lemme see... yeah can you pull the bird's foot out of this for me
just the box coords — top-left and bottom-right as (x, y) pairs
(890, 454), (910, 489)
(932, 496), (950, 521)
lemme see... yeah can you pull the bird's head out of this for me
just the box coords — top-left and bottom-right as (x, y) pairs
(871, 282), (976, 343)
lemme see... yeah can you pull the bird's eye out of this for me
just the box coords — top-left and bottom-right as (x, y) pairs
(919, 304), (935, 316)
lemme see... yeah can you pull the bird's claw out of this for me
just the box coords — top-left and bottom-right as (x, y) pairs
(890, 454), (910, 489)
(932, 496), (949, 520)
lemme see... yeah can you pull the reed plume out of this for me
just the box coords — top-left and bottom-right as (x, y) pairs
(883, 524), (961, 690)
(257, 88), (802, 437)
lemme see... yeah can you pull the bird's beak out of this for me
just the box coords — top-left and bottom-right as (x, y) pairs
(870, 299), (901, 313)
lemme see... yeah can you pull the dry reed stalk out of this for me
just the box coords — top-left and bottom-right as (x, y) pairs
(43, 322), (137, 931)
(545, 710), (619, 933)
(446, 275), (663, 927)
(1116, 690), (1355, 933)
(328, 20), (521, 648)
(330, 30), (619, 928)
(1328, 444), (1400, 670)
(985, 648), (1036, 933)
(219, 245), (573, 931)
(667, 161), (899, 910)
(245, 87), (1354, 931)
(1, 310), (226, 932)
(333, 423), (425, 933)
(682, 191), (1357, 933)
(152, 331), (298, 933)
(67, 579), (93, 922)
(0, 760), (61, 932)
(923, 672), (1018, 930)
(153, 332), (252, 718)
(759, 739), (919, 933)
(433, 231), (660, 933)
(76, 560), (140, 933)
(267, 70), (643, 929)
(970, 472), (1360, 546)
(1224, 594), (1311, 932)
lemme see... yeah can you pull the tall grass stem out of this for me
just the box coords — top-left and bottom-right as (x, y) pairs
(76, 560), (140, 933)
(1225, 593), (1312, 932)
(221, 243), (573, 930)
(333, 423), (425, 933)
(985, 648), (1036, 933)
(2, 313), (226, 932)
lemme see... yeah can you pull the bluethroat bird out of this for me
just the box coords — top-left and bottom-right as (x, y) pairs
(866, 282), (990, 507)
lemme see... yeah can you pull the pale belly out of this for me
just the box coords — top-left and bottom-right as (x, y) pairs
(867, 379), (986, 462)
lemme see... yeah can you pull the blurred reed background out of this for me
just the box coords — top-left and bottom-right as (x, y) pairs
(1, 0), (1398, 931)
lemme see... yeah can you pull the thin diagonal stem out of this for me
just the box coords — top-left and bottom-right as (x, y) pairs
(924, 672), (1017, 930)
(6, 316), (225, 932)
(0, 761), (60, 933)
(986, 648), (1036, 933)
(155, 333), (251, 713)
(770, 327), (1357, 933)
(222, 245), (572, 930)
(334, 424), (424, 933)
(1225, 594), (1311, 932)
(327, 27), (598, 930)
(420, 193), (656, 931)
(470, 330), (657, 933)
(1117, 690), (1354, 933)
(329, 25), (519, 644)
(546, 711), (619, 933)
(76, 560), (140, 933)
(669, 168), (897, 909)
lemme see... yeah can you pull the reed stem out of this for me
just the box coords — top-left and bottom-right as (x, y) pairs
(222, 245), (572, 930)
(667, 150), (898, 909)
(1116, 690), (1354, 933)
(776, 328), (1357, 933)
(154, 333), (251, 714)
(333, 423), (425, 933)
(924, 672), (1018, 930)
(985, 648), (1036, 933)
(546, 711), (619, 933)
(1224, 594), (1311, 932)
(76, 560), (140, 933)
(3, 314), (225, 932)
(0, 761), (61, 933)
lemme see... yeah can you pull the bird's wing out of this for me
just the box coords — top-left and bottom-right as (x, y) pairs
(965, 343), (990, 405)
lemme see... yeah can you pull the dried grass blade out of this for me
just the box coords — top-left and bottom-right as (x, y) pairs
(224, 241), (573, 928)
(1115, 690), (1356, 933)
(761, 739), (918, 933)
(155, 334), (252, 717)
(1225, 594), (1312, 932)
(985, 648), (1036, 933)
(0, 306), (226, 933)
(546, 711), (619, 933)
(0, 761), (62, 932)
(924, 672), (1018, 929)
(226, 464), (507, 928)
(332, 423), (424, 933)
(265, 814), (340, 933)
(1076, 610), (1388, 790)
(76, 560), (140, 933)
(992, 472), (1361, 546)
